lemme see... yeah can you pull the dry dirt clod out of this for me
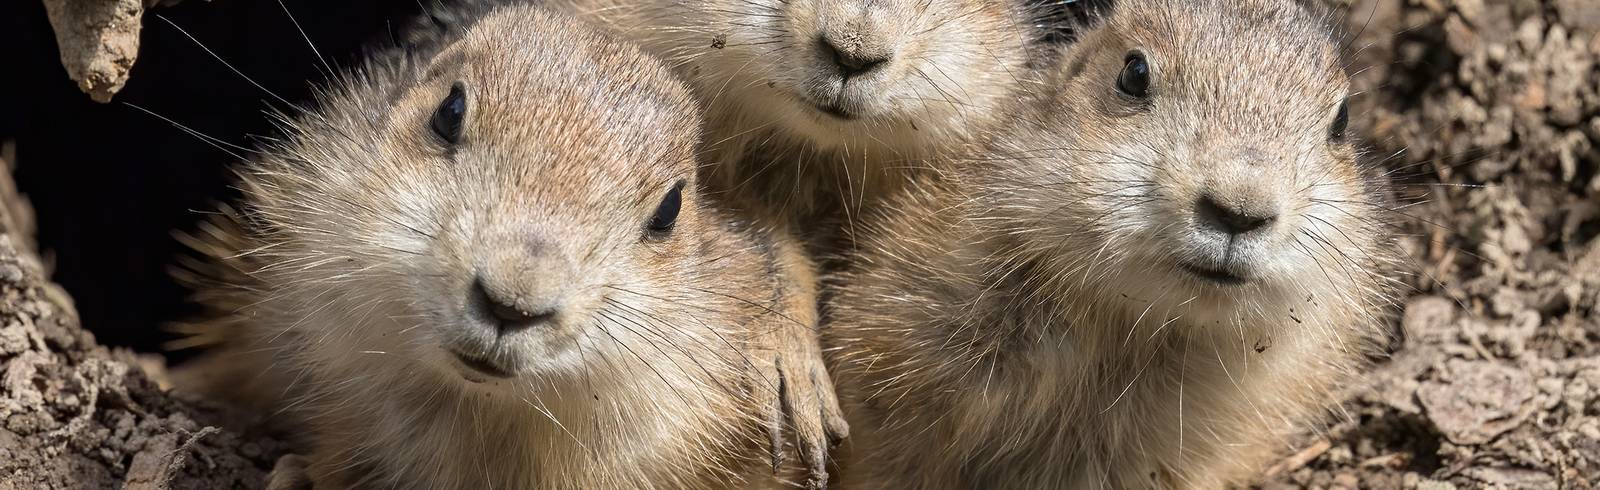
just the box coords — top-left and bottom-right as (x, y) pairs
(1402, 296), (1458, 346)
(40, 0), (145, 103)
(0, 151), (284, 487)
(1417, 359), (1537, 445)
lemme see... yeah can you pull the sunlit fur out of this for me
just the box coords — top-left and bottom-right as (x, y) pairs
(174, 6), (840, 489)
(556, 0), (1046, 228)
(825, 0), (1404, 487)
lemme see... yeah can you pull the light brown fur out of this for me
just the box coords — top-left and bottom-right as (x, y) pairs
(555, 0), (1047, 233)
(825, 0), (1403, 487)
(173, 5), (846, 489)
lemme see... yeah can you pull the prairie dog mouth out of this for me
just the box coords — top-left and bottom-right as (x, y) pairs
(793, 85), (862, 120)
(1180, 262), (1250, 286)
(815, 102), (857, 119)
(450, 350), (514, 379)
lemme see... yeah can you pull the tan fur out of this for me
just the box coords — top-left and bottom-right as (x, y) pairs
(173, 5), (846, 489)
(825, 1), (1404, 487)
(555, 0), (1047, 231)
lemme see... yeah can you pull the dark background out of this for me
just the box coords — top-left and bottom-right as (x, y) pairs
(0, 1), (425, 356)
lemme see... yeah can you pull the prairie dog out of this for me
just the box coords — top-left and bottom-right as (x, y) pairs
(557, 0), (1047, 227)
(825, 0), (1401, 488)
(173, 5), (845, 489)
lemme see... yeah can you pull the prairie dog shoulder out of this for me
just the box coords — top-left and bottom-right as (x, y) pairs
(174, 4), (844, 489)
(826, 0), (1402, 487)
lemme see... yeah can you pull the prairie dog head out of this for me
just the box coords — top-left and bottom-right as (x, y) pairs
(588, 0), (1039, 155)
(244, 7), (707, 389)
(984, 0), (1396, 333)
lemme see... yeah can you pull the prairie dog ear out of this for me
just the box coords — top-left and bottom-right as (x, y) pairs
(1030, 0), (1114, 45)
(399, 0), (504, 53)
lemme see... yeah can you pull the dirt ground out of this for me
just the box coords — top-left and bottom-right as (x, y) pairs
(0, 153), (287, 487)
(3, 0), (1599, 488)
(1259, 0), (1600, 488)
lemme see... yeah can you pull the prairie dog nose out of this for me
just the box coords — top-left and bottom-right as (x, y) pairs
(471, 277), (558, 334)
(471, 239), (573, 335)
(817, 25), (892, 77)
(1195, 193), (1277, 236)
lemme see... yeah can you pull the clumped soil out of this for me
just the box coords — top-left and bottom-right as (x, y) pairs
(1261, 0), (1600, 488)
(3, 0), (1599, 488)
(0, 157), (286, 488)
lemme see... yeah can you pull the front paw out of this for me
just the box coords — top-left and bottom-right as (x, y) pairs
(758, 350), (849, 489)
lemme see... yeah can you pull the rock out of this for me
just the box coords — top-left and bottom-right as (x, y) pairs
(1417, 360), (1536, 445)
(40, 0), (146, 103)
(1402, 296), (1458, 346)
(1460, 466), (1559, 489)
(1553, 0), (1600, 33)
(1415, 479), (1459, 490)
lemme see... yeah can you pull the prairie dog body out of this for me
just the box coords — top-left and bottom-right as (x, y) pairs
(826, 0), (1401, 488)
(175, 5), (844, 489)
(559, 0), (1046, 229)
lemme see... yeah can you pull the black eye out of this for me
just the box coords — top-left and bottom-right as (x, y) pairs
(1329, 99), (1349, 141)
(1116, 52), (1151, 99)
(645, 181), (685, 238)
(432, 82), (467, 145)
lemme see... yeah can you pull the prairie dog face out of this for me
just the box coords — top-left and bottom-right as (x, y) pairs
(642, 0), (1034, 154)
(250, 8), (705, 388)
(987, 0), (1393, 330)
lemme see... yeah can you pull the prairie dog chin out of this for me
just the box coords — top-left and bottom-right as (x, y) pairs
(174, 5), (846, 489)
(826, 0), (1403, 487)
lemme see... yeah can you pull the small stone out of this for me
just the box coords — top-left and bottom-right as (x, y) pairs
(0, 264), (23, 285)
(1416, 478), (1458, 490)
(1402, 296), (1458, 345)
(1553, 0), (1600, 34)
(1418, 359), (1537, 445)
